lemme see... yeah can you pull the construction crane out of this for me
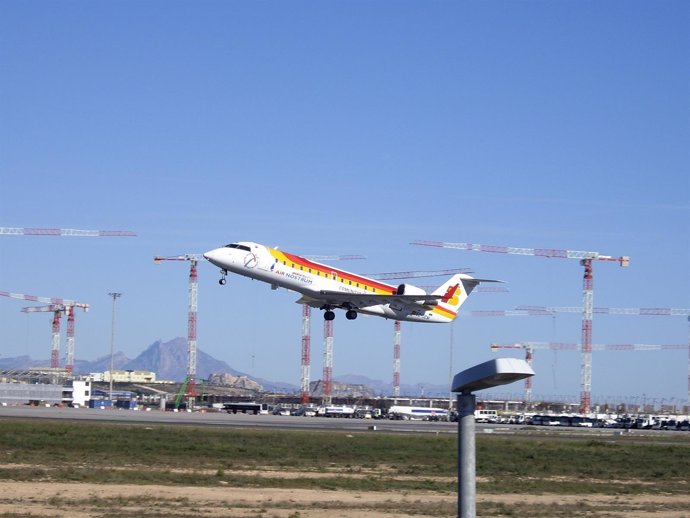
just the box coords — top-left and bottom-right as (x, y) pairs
(20, 305), (63, 370)
(475, 305), (690, 405)
(1, 292), (88, 373)
(154, 254), (201, 406)
(475, 286), (510, 293)
(469, 309), (543, 317)
(470, 306), (690, 317)
(304, 254), (366, 262)
(412, 239), (630, 414)
(1, 227), (136, 237)
(422, 286), (509, 295)
(515, 305), (690, 317)
(0, 227), (131, 375)
(490, 341), (688, 407)
(366, 268), (472, 280)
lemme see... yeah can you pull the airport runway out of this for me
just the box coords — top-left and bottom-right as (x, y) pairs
(2, 406), (687, 442)
(0, 405), (457, 434)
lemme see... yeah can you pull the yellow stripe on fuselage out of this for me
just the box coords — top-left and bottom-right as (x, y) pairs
(267, 247), (397, 295)
(432, 305), (457, 320)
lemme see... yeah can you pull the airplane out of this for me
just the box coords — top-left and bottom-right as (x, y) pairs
(388, 405), (448, 421)
(203, 241), (499, 323)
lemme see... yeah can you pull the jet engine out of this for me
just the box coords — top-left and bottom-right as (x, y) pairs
(396, 283), (427, 297)
(396, 283), (437, 306)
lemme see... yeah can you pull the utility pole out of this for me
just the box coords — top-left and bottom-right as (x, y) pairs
(108, 292), (122, 401)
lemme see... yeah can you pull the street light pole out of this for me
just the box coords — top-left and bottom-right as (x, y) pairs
(108, 292), (122, 401)
(457, 391), (476, 518)
(452, 358), (535, 518)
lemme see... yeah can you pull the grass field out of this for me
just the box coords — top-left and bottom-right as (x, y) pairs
(0, 419), (689, 517)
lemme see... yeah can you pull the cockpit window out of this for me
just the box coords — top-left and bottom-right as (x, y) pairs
(225, 243), (251, 252)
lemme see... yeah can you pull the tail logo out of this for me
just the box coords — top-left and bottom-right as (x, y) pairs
(441, 283), (461, 305)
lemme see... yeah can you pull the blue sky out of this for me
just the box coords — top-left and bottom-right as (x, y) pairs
(1, 1), (688, 405)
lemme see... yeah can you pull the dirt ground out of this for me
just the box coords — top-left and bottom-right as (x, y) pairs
(2, 480), (690, 518)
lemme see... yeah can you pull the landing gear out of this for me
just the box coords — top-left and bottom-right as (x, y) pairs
(218, 269), (227, 285)
(345, 310), (358, 320)
(324, 310), (335, 321)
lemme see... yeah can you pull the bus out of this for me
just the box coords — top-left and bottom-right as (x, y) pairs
(223, 402), (269, 415)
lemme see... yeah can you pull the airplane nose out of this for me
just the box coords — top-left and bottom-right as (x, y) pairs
(203, 249), (220, 263)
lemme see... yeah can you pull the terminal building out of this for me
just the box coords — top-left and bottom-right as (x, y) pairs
(0, 378), (91, 407)
(88, 370), (156, 383)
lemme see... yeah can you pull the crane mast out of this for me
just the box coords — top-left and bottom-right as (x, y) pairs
(580, 259), (594, 413)
(301, 254), (365, 405)
(322, 319), (333, 405)
(187, 260), (198, 395)
(154, 254), (202, 403)
(300, 304), (311, 404)
(393, 320), (401, 397)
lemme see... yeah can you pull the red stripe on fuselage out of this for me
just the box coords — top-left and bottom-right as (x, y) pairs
(280, 251), (397, 294)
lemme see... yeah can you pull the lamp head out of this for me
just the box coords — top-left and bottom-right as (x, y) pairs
(452, 358), (534, 394)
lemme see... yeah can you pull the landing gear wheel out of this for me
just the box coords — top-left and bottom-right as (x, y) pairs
(219, 278), (226, 285)
(345, 310), (358, 320)
(219, 269), (228, 285)
(324, 310), (335, 321)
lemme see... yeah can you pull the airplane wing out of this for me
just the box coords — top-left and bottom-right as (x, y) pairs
(297, 290), (442, 311)
(296, 277), (502, 312)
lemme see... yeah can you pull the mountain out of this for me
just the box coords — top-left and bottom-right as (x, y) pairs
(123, 338), (297, 393)
(123, 337), (240, 381)
(4, 339), (452, 396)
(0, 355), (45, 370)
(0, 337), (296, 392)
(335, 373), (450, 398)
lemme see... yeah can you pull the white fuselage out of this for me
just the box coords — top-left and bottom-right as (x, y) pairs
(203, 241), (459, 323)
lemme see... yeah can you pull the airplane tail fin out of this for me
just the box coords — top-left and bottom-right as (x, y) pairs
(432, 274), (501, 322)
